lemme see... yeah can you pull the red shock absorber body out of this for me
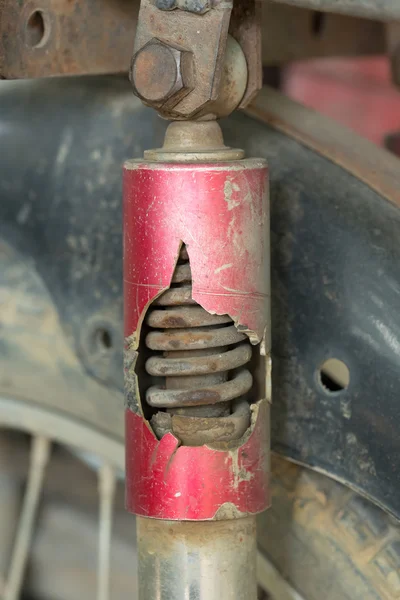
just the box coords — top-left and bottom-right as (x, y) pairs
(123, 140), (270, 599)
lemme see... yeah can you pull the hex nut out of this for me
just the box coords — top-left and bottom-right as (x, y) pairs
(155, 0), (210, 11)
(176, 0), (210, 14)
(130, 39), (192, 106)
(155, 0), (176, 9)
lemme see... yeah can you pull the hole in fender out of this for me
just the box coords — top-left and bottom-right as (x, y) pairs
(25, 10), (50, 48)
(318, 358), (350, 394)
(95, 328), (113, 351)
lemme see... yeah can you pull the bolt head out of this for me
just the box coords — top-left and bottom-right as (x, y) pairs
(155, 0), (176, 9)
(130, 39), (189, 105)
(176, 0), (210, 14)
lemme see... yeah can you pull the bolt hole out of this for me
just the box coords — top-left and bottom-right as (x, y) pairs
(311, 11), (326, 37)
(319, 358), (350, 393)
(95, 328), (113, 352)
(25, 10), (49, 48)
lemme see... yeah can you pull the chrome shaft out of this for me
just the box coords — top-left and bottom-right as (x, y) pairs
(137, 516), (257, 600)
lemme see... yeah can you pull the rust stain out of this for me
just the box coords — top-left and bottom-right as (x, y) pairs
(0, 0), (139, 79)
(231, 447), (255, 490)
(175, 389), (221, 405)
(159, 315), (187, 328)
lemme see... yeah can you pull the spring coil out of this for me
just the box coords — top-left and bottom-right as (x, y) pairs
(144, 247), (253, 432)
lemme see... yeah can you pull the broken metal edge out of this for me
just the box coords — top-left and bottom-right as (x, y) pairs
(125, 398), (270, 520)
(123, 239), (269, 437)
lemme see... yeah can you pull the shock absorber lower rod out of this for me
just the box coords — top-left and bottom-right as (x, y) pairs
(136, 517), (257, 599)
(124, 119), (270, 599)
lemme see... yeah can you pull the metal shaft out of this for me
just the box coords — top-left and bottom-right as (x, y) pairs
(137, 516), (257, 600)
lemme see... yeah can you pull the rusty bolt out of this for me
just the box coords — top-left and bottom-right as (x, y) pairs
(155, 0), (210, 13)
(130, 39), (192, 106)
(176, 0), (211, 14)
(155, 0), (176, 9)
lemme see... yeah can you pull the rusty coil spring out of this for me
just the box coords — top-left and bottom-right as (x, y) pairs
(144, 247), (253, 444)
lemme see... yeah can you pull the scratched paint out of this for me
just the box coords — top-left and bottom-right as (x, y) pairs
(123, 160), (270, 343)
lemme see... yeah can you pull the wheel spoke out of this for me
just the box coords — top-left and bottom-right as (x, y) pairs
(257, 552), (305, 600)
(97, 463), (116, 600)
(4, 435), (51, 600)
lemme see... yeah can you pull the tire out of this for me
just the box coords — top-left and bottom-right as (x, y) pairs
(258, 456), (400, 600)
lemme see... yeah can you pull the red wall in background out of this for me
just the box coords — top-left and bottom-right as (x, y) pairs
(283, 57), (400, 147)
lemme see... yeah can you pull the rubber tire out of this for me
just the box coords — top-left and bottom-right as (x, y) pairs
(259, 456), (400, 600)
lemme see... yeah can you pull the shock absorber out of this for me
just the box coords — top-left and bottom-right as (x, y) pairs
(124, 1), (270, 598)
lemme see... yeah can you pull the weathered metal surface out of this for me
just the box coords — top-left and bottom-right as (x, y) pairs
(130, 39), (192, 105)
(0, 0), (138, 79)
(269, 0), (400, 21)
(0, 1), (385, 79)
(137, 516), (258, 600)
(157, 400), (252, 446)
(123, 160), (269, 342)
(147, 372), (252, 407)
(131, 0), (232, 118)
(144, 120), (245, 162)
(147, 342), (252, 375)
(125, 401), (270, 519)
(208, 35), (248, 118)
(230, 0), (262, 108)
(131, 0), (256, 119)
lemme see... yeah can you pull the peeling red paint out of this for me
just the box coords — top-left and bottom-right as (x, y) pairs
(123, 160), (269, 345)
(125, 400), (270, 520)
